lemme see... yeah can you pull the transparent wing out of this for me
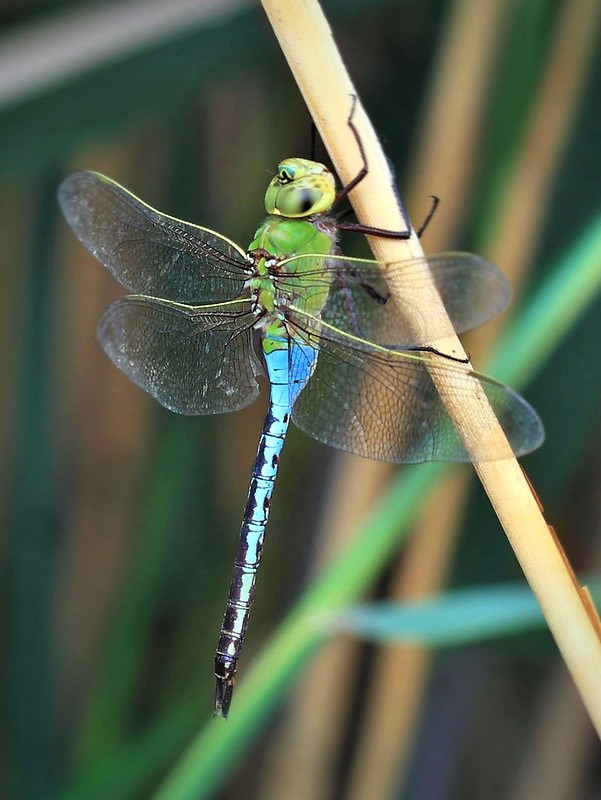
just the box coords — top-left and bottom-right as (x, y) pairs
(287, 311), (543, 463)
(58, 171), (250, 303)
(98, 297), (264, 415)
(276, 252), (510, 345)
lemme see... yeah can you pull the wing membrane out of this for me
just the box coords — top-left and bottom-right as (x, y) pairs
(277, 252), (510, 345)
(288, 310), (543, 463)
(98, 297), (263, 415)
(59, 171), (250, 302)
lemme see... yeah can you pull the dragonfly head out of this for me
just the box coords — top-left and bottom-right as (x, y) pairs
(265, 158), (336, 218)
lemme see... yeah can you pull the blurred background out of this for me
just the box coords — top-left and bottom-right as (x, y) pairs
(2, 0), (601, 798)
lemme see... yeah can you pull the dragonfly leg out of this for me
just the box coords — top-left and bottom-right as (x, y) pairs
(334, 274), (364, 338)
(343, 265), (390, 304)
(415, 195), (440, 238)
(334, 96), (438, 240)
(333, 95), (369, 205)
(333, 96), (412, 236)
(358, 279), (389, 304)
(335, 195), (439, 240)
(330, 264), (390, 339)
(310, 118), (318, 161)
(405, 344), (470, 364)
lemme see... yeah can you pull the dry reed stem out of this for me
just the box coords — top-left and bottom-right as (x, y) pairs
(263, 3), (509, 794)
(260, 0), (601, 741)
(348, 0), (601, 794)
(349, 2), (507, 794)
(259, 2), (491, 787)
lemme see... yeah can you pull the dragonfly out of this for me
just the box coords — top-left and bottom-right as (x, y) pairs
(58, 134), (543, 718)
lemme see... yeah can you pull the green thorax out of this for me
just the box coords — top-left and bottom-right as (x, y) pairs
(248, 215), (333, 261)
(247, 157), (339, 351)
(248, 216), (336, 354)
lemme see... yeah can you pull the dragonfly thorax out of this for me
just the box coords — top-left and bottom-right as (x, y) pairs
(264, 158), (336, 218)
(248, 214), (336, 263)
(246, 206), (337, 328)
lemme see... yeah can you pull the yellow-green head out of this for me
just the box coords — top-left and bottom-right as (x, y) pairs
(264, 158), (336, 218)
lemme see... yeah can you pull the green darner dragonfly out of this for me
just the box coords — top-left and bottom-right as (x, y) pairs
(58, 141), (543, 718)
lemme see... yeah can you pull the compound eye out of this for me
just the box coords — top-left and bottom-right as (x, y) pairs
(278, 167), (294, 183)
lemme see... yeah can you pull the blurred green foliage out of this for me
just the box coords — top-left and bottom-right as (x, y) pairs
(2, 1), (601, 799)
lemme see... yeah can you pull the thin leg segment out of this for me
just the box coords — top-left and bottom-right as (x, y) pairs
(334, 95), (439, 239)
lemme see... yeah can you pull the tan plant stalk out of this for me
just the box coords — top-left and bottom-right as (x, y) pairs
(261, 4), (509, 795)
(260, 0), (601, 738)
(349, 0), (601, 796)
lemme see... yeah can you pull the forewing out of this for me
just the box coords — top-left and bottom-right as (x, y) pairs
(58, 171), (250, 302)
(278, 252), (510, 345)
(289, 311), (543, 463)
(98, 297), (263, 415)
